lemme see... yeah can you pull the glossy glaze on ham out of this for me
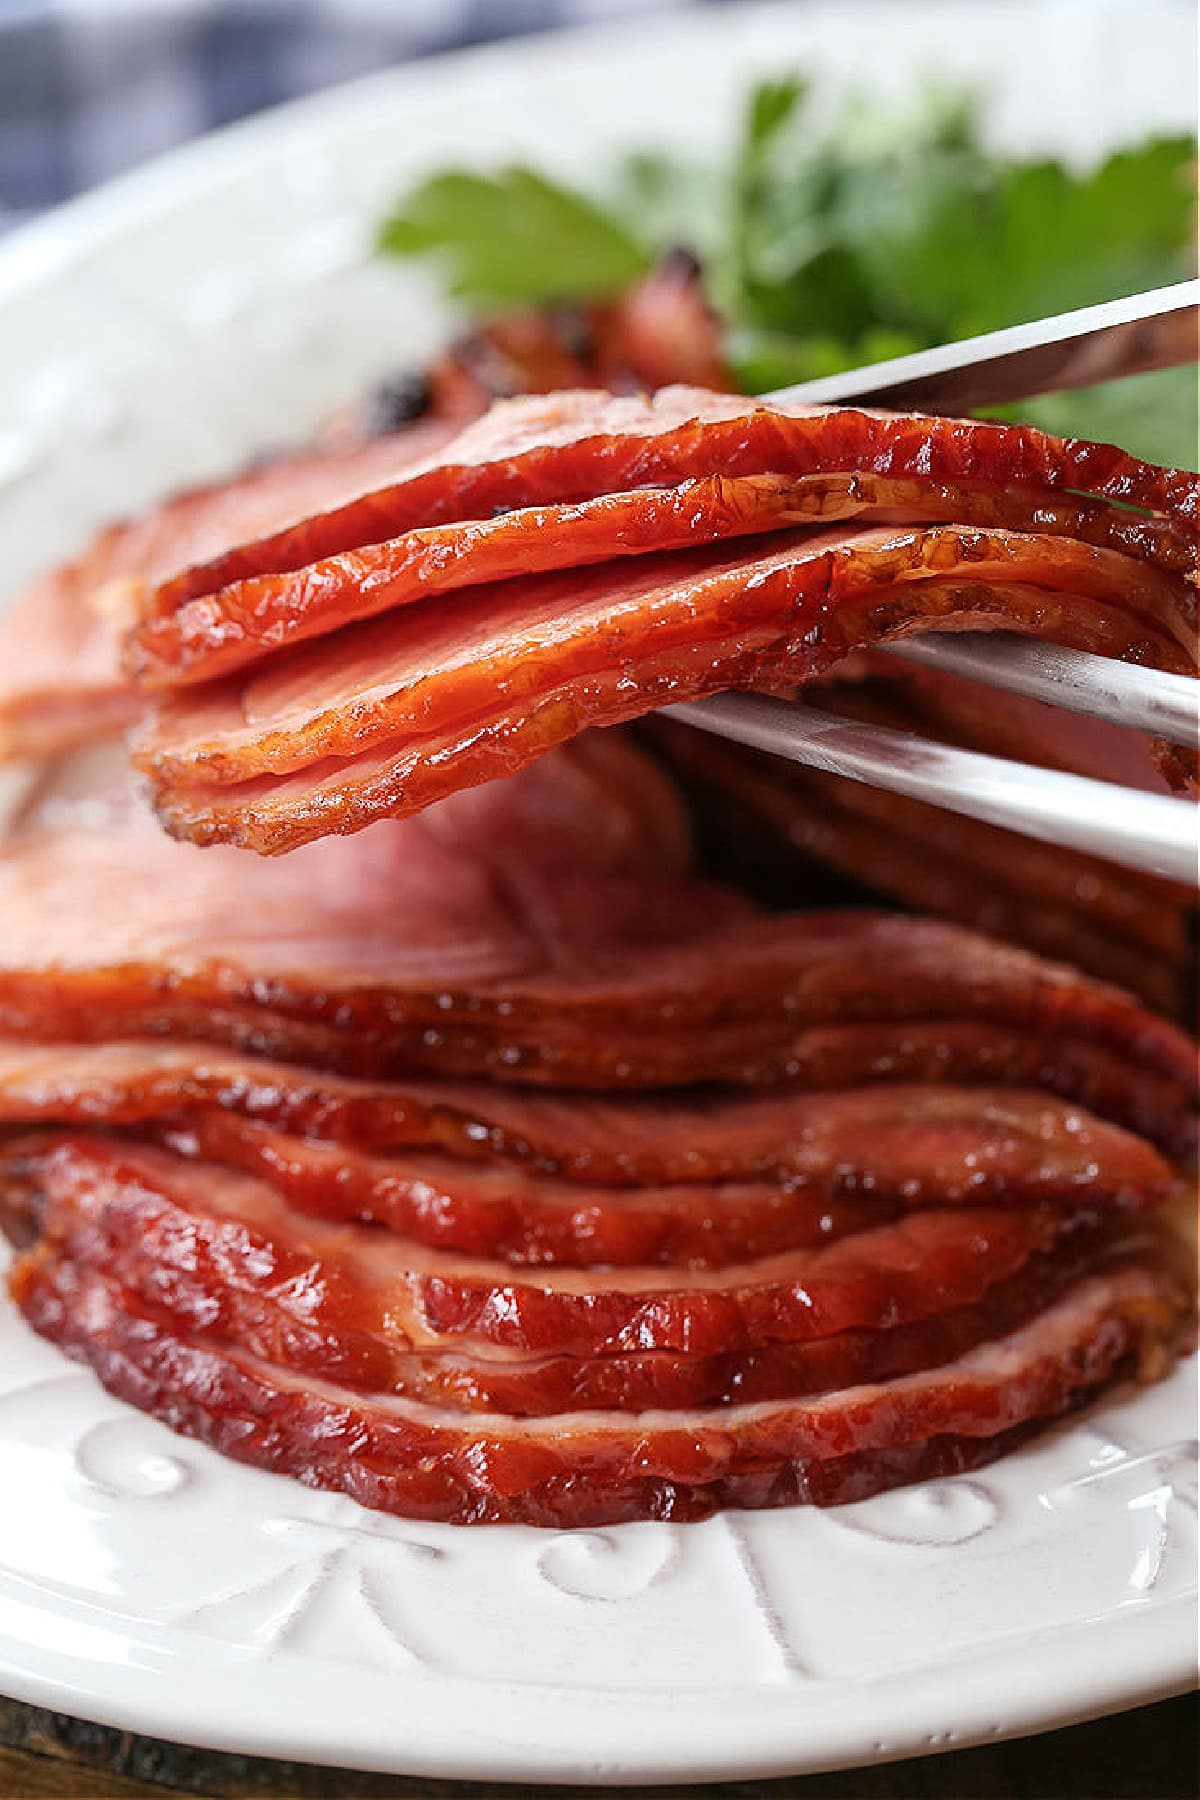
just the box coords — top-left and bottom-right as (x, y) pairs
(0, 1070), (1173, 1265)
(142, 386), (1199, 611)
(0, 1034), (1191, 1187)
(5, 1131), (1164, 1414)
(125, 472), (1197, 691)
(13, 1244), (1188, 1524)
(8, 738), (1200, 1094)
(94, 385), (1192, 851)
(3, 780), (1195, 1123)
(136, 520), (1195, 852)
(0, 424), (461, 765)
(7, 1135), (1113, 1353)
(2, 369), (1195, 1527)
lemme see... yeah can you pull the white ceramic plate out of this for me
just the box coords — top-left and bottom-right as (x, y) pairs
(0, 1), (1196, 1782)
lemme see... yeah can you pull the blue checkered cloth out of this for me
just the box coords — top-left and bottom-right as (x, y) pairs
(0, 0), (704, 233)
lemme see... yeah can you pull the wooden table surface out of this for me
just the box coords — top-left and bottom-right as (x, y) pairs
(1, 1695), (1195, 1799)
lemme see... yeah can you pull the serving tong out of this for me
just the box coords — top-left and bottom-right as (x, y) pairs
(666, 280), (1199, 883)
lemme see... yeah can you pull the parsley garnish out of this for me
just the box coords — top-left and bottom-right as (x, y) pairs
(377, 81), (1197, 466)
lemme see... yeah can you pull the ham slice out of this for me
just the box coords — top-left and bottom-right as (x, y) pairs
(146, 386), (1199, 612)
(14, 1244), (1186, 1524)
(0, 426), (456, 765)
(126, 473), (1197, 691)
(20, 1137), (1081, 1357)
(0, 1038), (1189, 1184)
(147, 1087), (1170, 1266)
(2, 823), (1194, 1109)
(0, 741), (1194, 1122)
(84, 432), (458, 626)
(0, 568), (138, 765)
(105, 385), (1193, 850)
(7, 1058), (1171, 1269)
(7, 1134), (1154, 1416)
(2, 393), (1194, 1523)
(134, 520), (1195, 851)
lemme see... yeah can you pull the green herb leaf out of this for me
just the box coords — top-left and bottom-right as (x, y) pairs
(729, 324), (922, 395)
(375, 78), (1196, 466)
(377, 167), (649, 304)
(616, 152), (726, 267)
(956, 138), (1196, 334)
(744, 75), (807, 157)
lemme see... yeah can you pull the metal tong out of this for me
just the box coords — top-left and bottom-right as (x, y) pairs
(666, 280), (1199, 883)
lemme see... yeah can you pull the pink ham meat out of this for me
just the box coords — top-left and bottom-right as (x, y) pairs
(8, 1134), (1165, 1416)
(107, 385), (1195, 849)
(125, 472), (1198, 690)
(0, 1073), (1173, 1267)
(0, 1136), (1128, 1356)
(14, 1242), (1188, 1524)
(153, 1090), (1171, 1265)
(0, 744), (1194, 1125)
(135, 520), (1197, 852)
(0, 426), (455, 764)
(144, 386), (1200, 612)
(0, 569), (138, 763)
(0, 1038), (1189, 1189)
(2, 824), (1195, 1116)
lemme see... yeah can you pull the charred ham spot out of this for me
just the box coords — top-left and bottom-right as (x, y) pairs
(544, 302), (596, 363)
(0, 1161), (43, 1249)
(361, 371), (434, 437)
(447, 331), (523, 399)
(658, 245), (705, 284)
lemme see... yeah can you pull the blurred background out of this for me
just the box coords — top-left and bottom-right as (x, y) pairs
(0, 0), (724, 233)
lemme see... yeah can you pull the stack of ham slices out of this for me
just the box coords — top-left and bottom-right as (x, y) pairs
(110, 385), (1197, 854)
(0, 380), (1195, 1527)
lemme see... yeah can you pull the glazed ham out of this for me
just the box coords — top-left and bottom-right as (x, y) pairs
(152, 1092), (1174, 1265)
(99, 385), (1194, 851)
(2, 369), (1195, 1528)
(125, 472), (1196, 691)
(140, 386), (1199, 611)
(6, 383), (1193, 849)
(1, 737), (1192, 1518)
(3, 855), (1193, 1514)
(14, 1233), (1136, 1420)
(0, 1036), (1190, 1187)
(0, 747), (1195, 1129)
(135, 519), (1195, 853)
(0, 425), (458, 765)
(4, 1132), (1169, 1412)
(0, 272), (731, 764)
(15, 1137), (1090, 1356)
(13, 1243), (1189, 1524)
(0, 1054), (1175, 1264)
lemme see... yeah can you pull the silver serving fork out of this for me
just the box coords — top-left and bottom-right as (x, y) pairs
(665, 281), (1198, 883)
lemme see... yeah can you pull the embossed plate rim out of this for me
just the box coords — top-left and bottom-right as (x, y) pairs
(0, 1332), (1194, 1783)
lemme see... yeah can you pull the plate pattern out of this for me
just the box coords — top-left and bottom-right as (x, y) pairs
(1, 1257), (1195, 1718)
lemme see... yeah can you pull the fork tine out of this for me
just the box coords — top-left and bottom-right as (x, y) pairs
(665, 692), (1198, 884)
(886, 634), (1199, 747)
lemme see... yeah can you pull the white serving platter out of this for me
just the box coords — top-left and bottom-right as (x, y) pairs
(0, 1), (1195, 1781)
